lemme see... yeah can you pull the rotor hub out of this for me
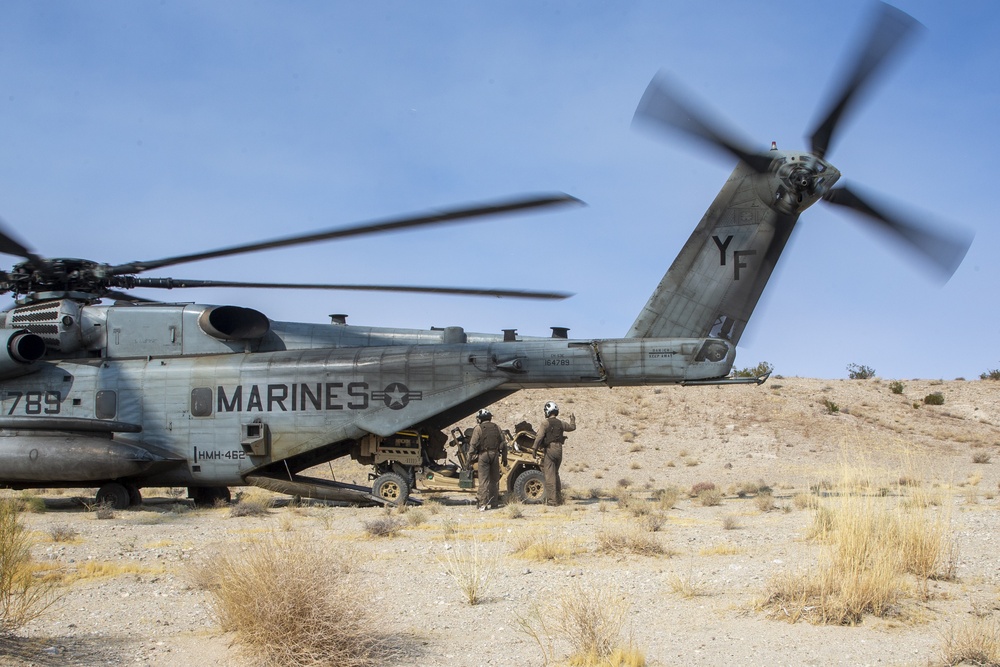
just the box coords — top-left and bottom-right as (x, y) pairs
(762, 151), (840, 215)
(3, 258), (121, 300)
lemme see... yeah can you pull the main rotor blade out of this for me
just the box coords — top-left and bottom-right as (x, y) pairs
(0, 218), (47, 268)
(823, 185), (972, 278)
(633, 71), (774, 173)
(808, 2), (921, 159)
(110, 193), (582, 275)
(131, 277), (573, 300)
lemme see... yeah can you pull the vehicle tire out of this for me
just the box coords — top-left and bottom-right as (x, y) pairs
(96, 482), (131, 510)
(372, 472), (409, 505)
(513, 468), (545, 504)
(125, 484), (142, 507)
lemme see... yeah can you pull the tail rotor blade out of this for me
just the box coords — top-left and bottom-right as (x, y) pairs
(633, 71), (773, 173)
(823, 185), (972, 278)
(809, 2), (922, 159)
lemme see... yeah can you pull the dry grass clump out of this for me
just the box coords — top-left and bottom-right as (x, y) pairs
(937, 617), (1000, 666)
(639, 511), (666, 533)
(404, 508), (428, 527)
(667, 567), (709, 599)
(793, 493), (819, 510)
(754, 493), (776, 512)
(506, 499), (525, 519)
(92, 502), (116, 520)
(205, 533), (396, 667)
(518, 583), (644, 666)
(511, 531), (576, 561)
(596, 525), (668, 557)
(12, 494), (45, 514)
(760, 475), (956, 625)
(47, 525), (80, 543)
(363, 514), (404, 538)
(0, 500), (60, 636)
(229, 489), (274, 518)
(438, 537), (501, 605)
(56, 561), (166, 584)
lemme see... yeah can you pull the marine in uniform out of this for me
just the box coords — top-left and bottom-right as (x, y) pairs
(469, 408), (505, 510)
(531, 401), (575, 506)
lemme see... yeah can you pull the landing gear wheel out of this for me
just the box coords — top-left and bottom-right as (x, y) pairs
(513, 469), (545, 504)
(126, 484), (142, 507)
(372, 472), (409, 505)
(96, 482), (131, 510)
(188, 486), (231, 507)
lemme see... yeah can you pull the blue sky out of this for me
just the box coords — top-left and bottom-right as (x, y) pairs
(0, 1), (996, 379)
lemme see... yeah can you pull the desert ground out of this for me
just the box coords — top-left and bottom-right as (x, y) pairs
(2, 376), (999, 666)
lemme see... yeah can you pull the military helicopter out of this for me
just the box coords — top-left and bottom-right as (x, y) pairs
(0, 2), (971, 508)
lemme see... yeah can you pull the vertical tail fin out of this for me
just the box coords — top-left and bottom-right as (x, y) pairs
(627, 163), (798, 344)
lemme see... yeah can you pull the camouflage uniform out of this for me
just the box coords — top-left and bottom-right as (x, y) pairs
(469, 420), (504, 509)
(532, 414), (575, 505)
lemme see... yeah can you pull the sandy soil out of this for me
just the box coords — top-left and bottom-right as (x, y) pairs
(2, 377), (999, 666)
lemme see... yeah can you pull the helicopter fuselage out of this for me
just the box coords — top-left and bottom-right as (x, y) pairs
(0, 300), (736, 496)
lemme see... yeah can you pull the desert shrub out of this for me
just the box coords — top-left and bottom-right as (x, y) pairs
(207, 533), (395, 666)
(822, 398), (840, 414)
(721, 515), (741, 530)
(888, 380), (905, 394)
(793, 493), (819, 510)
(48, 525), (79, 543)
(734, 480), (772, 497)
(973, 452), (992, 464)
(0, 500), (60, 636)
(697, 489), (723, 507)
(689, 481), (716, 497)
(847, 363), (875, 380)
(14, 494), (45, 514)
(980, 368), (1000, 381)
(439, 537), (501, 605)
(924, 392), (945, 406)
(517, 583), (642, 666)
(734, 361), (774, 378)
(652, 486), (680, 510)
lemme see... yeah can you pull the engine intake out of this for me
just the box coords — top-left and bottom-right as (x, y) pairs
(198, 306), (270, 341)
(0, 329), (46, 379)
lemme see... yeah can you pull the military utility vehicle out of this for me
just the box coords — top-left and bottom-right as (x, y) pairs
(356, 422), (544, 505)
